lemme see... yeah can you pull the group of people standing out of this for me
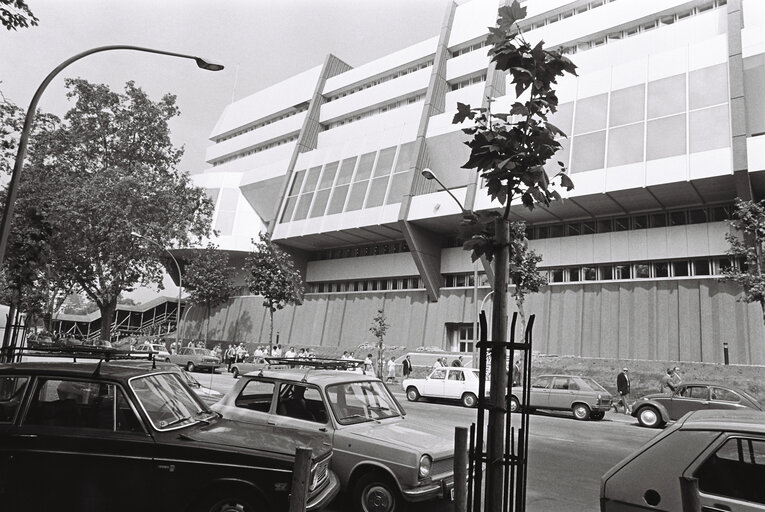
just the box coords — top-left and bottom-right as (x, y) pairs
(614, 365), (683, 415)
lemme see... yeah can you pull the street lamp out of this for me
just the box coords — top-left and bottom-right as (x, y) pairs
(0, 45), (224, 267)
(131, 232), (183, 349)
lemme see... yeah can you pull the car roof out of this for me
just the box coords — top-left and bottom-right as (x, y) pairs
(0, 360), (175, 381)
(678, 409), (765, 434)
(246, 368), (380, 385)
(537, 374), (597, 379)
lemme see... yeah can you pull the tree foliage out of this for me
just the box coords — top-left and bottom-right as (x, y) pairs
(245, 232), (304, 344)
(369, 308), (389, 377)
(509, 221), (546, 326)
(5, 78), (214, 340)
(184, 243), (237, 343)
(454, 0), (577, 262)
(1, 0), (38, 31)
(723, 199), (765, 325)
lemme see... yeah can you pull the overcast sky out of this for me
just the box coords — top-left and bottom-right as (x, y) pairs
(1, 0), (453, 301)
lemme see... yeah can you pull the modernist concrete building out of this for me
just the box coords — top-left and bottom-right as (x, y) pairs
(188, 0), (765, 365)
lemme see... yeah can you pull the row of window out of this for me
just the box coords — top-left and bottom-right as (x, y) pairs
(307, 277), (423, 294)
(450, 39), (489, 58)
(528, 204), (732, 240)
(211, 134), (300, 167)
(325, 60), (434, 103)
(526, 0), (614, 31)
(441, 257), (742, 289)
(309, 240), (410, 261)
(212, 104), (309, 144)
(323, 93), (425, 131)
(279, 142), (416, 222)
(449, 73), (487, 92)
(554, 1), (726, 56)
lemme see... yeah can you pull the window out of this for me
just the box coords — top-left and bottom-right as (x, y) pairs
(276, 384), (327, 423)
(673, 261), (689, 277)
(679, 385), (709, 399)
(552, 377), (570, 390)
(632, 215), (648, 230)
(655, 262), (669, 278)
(551, 269), (564, 283)
(650, 213), (667, 228)
(694, 259), (711, 276)
(431, 369), (447, 380)
(235, 380), (275, 412)
(26, 378), (141, 432)
(615, 265), (631, 280)
(568, 267), (580, 282)
(0, 376), (29, 422)
(710, 387), (742, 403)
(597, 219), (612, 233)
(635, 263), (650, 278)
(583, 267), (597, 281)
(532, 376), (552, 389)
(447, 370), (465, 382)
(614, 217), (630, 232)
(599, 266), (613, 280)
(696, 437), (765, 505)
(670, 211), (687, 226)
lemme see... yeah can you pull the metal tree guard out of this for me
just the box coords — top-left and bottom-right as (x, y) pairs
(468, 310), (535, 512)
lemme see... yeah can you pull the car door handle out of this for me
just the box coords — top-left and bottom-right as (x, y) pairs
(12, 434), (37, 439)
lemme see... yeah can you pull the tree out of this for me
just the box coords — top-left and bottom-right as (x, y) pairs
(13, 78), (214, 341)
(369, 308), (389, 377)
(509, 221), (546, 331)
(245, 232), (304, 345)
(452, 2), (577, 509)
(184, 244), (237, 345)
(723, 199), (765, 327)
(1, 0), (38, 31)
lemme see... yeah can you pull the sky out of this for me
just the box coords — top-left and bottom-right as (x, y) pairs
(1, 0), (453, 301)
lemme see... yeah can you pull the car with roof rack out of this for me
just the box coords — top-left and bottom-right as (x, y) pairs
(0, 347), (339, 512)
(212, 358), (456, 512)
(601, 409), (765, 511)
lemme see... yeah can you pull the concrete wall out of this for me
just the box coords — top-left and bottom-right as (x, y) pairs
(181, 278), (765, 365)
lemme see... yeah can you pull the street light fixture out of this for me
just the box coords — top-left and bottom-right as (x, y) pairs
(0, 45), (224, 268)
(131, 232), (183, 349)
(421, 168), (473, 218)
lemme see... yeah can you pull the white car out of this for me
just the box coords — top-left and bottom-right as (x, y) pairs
(132, 342), (171, 360)
(402, 366), (490, 407)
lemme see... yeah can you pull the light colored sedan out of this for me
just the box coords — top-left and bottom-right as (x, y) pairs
(402, 366), (490, 407)
(213, 369), (455, 512)
(230, 355), (269, 378)
(167, 347), (221, 372)
(509, 374), (613, 421)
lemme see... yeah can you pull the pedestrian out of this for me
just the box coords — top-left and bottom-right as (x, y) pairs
(616, 367), (631, 414)
(671, 366), (682, 388)
(363, 354), (374, 376)
(433, 358), (443, 370)
(512, 359), (521, 387)
(341, 351), (350, 360)
(254, 345), (263, 357)
(285, 346), (296, 359)
(225, 344), (236, 372)
(386, 356), (396, 383)
(659, 368), (676, 393)
(451, 356), (463, 367)
(402, 355), (412, 379)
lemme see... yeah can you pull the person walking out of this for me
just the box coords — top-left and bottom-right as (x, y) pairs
(512, 359), (521, 387)
(402, 355), (412, 379)
(659, 368), (677, 393)
(225, 344), (236, 372)
(616, 367), (631, 414)
(363, 354), (374, 376)
(386, 356), (396, 383)
(451, 356), (464, 367)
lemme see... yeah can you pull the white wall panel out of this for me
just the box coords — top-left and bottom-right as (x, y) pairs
(689, 148), (733, 180)
(239, 158), (293, 187)
(747, 135), (765, 171)
(445, 50), (490, 81)
(408, 188), (469, 221)
(317, 104), (421, 149)
(448, 0), (497, 48)
(204, 144), (296, 174)
(205, 113), (305, 162)
(321, 68), (430, 122)
(742, 0), (765, 58)
(307, 252), (420, 281)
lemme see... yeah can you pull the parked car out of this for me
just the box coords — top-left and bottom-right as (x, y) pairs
(601, 409), (765, 511)
(0, 358), (339, 512)
(132, 341), (171, 360)
(631, 381), (763, 428)
(402, 366), (489, 407)
(213, 368), (456, 512)
(230, 355), (270, 378)
(509, 374), (613, 421)
(168, 346), (222, 372)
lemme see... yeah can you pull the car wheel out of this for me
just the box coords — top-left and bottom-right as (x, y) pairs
(187, 362), (195, 372)
(636, 406), (665, 428)
(354, 472), (401, 512)
(590, 411), (605, 421)
(197, 492), (256, 512)
(406, 387), (420, 402)
(461, 392), (478, 408)
(508, 395), (521, 413)
(232, 367), (240, 379)
(572, 403), (591, 421)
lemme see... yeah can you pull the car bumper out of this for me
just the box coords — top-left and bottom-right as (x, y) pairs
(306, 470), (340, 511)
(401, 476), (455, 503)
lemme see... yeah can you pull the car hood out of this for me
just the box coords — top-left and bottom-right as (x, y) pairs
(344, 418), (453, 457)
(184, 417), (332, 459)
(639, 392), (672, 400)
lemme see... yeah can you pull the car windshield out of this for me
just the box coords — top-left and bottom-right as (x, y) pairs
(326, 380), (402, 425)
(573, 377), (608, 392)
(130, 373), (212, 430)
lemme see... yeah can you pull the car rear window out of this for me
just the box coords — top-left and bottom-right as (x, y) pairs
(0, 376), (29, 423)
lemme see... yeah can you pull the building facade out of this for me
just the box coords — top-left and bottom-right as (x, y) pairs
(188, 0), (765, 364)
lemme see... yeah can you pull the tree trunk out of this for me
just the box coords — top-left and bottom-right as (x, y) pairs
(43, 311), (53, 333)
(99, 300), (117, 342)
(205, 304), (210, 348)
(269, 309), (274, 345)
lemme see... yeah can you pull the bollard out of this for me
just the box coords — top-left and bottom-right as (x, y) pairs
(679, 476), (701, 512)
(455, 426), (468, 512)
(288, 447), (312, 512)
(723, 342), (729, 365)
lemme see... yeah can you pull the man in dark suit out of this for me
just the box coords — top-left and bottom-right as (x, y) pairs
(616, 368), (631, 414)
(402, 355), (412, 378)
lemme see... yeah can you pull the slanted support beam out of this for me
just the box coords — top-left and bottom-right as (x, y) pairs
(400, 221), (443, 302)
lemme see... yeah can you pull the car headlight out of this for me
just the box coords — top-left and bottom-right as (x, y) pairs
(418, 454), (432, 478)
(597, 394), (602, 400)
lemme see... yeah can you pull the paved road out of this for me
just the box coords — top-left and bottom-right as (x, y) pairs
(195, 370), (659, 512)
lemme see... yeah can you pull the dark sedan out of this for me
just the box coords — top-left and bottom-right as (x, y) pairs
(631, 381), (763, 428)
(0, 358), (339, 512)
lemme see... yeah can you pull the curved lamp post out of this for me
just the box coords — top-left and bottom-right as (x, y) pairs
(131, 232), (183, 349)
(0, 45), (224, 267)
